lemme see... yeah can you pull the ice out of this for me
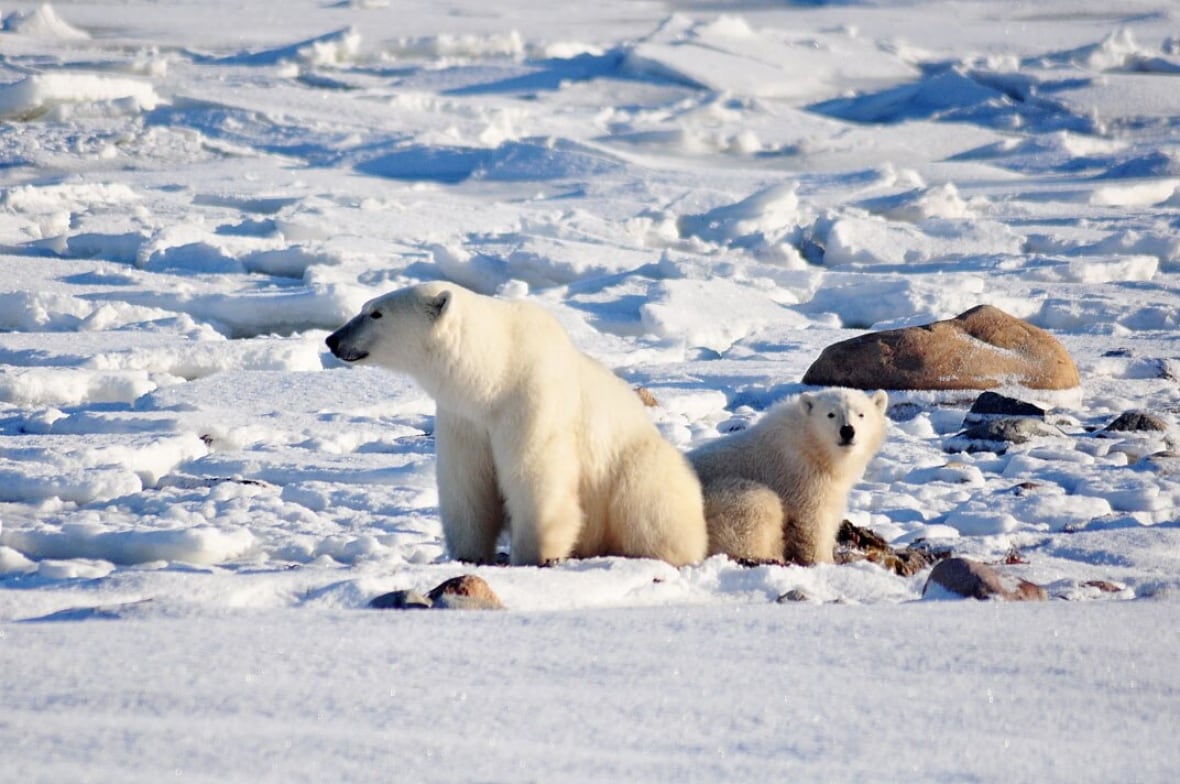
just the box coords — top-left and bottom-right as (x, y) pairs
(0, 72), (158, 120)
(2, 4), (88, 40)
(2, 1), (1180, 780)
(639, 277), (806, 353)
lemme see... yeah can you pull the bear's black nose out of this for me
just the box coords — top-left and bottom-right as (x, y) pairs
(839, 424), (855, 444)
(326, 332), (340, 354)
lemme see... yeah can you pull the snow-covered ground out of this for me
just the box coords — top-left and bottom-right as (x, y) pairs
(2, 1), (1178, 779)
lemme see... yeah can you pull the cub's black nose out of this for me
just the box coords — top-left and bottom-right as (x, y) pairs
(839, 424), (855, 444)
(326, 332), (340, 355)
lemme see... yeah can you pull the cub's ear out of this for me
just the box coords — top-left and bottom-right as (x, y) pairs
(800, 392), (815, 414)
(871, 389), (888, 412)
(426, 290), (452, 320)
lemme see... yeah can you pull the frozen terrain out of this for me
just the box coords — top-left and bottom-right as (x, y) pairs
(1, 1), (1178, 780)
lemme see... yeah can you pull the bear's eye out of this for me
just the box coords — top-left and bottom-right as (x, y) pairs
(827, 412), (835, 419)
(369, 311), (383, 320)
(858, 412), (865, 418)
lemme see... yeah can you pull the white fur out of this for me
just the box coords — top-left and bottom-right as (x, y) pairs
(688, 387), (888, 565)
(326, 282), (708, 567)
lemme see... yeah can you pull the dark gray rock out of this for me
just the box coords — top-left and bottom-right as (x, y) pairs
(967, 391), (1046, 420)
(945, 417), (1064, 454)
(370, 575), (504, 611)
(369, 589), (433, 610)
(1104, 411), (1170, 433)
(923, 557), (1047, 601)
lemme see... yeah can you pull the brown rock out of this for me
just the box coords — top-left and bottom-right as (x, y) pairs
(836, 520), (945, 576)
(923, 557), (1048, 601)
(802, 305), (1079, 391)
(427, 575), (504, 610)
(635, 387), (660, 407)
(1083, 579), (1124, 593)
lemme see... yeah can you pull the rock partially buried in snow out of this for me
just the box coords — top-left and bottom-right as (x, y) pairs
(427, 575), (504, 610)
(368, 589), (433, 610)
(835, 520), (945, 576)
(966, 391), (1047, 420)
(1103, 410), (1171, 433)
(945, 417), (1066, 454)
(369, 575), (504, 611)
(923, 557), (1048, 601)
(802, 305), (1080, 391)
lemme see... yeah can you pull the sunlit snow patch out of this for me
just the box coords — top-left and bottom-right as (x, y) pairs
(200, 26), (360, 67)
(624, 14), (917, 101)
(356, 138), (625, 183)
(1, 4), (88, 40)
(0, 72), (159, 121)
(639, 278), (807, 353)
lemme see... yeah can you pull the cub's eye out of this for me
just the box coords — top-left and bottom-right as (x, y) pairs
(827, 412), (835, 418)
(369, 311), (383, 320)
(858, 413), (865, 418)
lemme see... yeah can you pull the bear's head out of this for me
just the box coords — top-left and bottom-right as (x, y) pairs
(326, 283), (454, 372)
(800, 387), (889, 461)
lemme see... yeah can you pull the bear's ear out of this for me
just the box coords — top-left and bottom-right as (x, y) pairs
(871, 389), (888, 412)
(426, 290), (452, 321)
(800, 392), (815, 414)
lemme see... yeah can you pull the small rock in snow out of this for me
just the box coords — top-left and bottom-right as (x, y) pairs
(1103, 410), (1171, 433)
(966, 391), (1046, 420)
(923, 557), (1047, 601)
(635, 386), (660, 407)
(836, 521), (945, 576)
(945, 417), (1065, 454)
(369, 589), (433, 610)
(427, 575), (504, 610)
(1083, 579), (1124, 593)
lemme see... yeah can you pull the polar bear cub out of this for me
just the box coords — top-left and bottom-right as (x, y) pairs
(688, 388), (888, 565)
(326, 282), (708, 567)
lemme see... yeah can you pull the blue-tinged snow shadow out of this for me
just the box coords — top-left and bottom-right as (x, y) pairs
(355, 137), (626, 184)
(808, 64), (1098, 135)
(144, 98), (409, 167)
(441, 49), (627, 96)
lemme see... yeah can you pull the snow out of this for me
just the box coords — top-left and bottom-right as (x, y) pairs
(1, 0), (1179, 780)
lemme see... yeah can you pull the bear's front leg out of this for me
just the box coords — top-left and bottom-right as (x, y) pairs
(435, 411), (505, 564)
(493, 428), (584, 566)
(784, 509), (840, 565)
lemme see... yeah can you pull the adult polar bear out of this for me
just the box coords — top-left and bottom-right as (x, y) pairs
(326, 282), (708, 567)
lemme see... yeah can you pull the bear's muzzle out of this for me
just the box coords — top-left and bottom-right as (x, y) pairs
(326, 331), (369, 362)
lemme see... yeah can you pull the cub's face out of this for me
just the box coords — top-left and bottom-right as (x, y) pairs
(801, 388), (889, 457)
(325, 285), (452, 371)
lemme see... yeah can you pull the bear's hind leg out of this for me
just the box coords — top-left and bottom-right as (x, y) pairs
(607, 441), (708, 566)
(702, 477), (786, 563)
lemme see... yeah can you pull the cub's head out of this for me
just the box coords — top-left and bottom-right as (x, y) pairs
(325, 283), (455, 371)
(800, 387), (889, 459)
